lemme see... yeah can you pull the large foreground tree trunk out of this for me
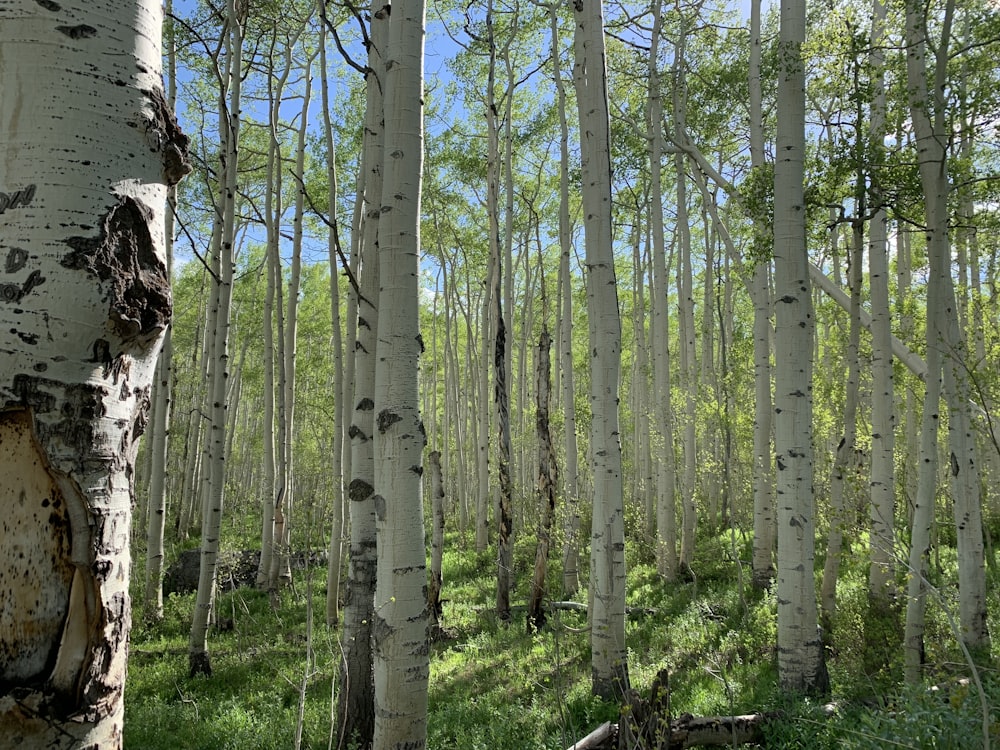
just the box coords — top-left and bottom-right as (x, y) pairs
(335, 3), (387, 745)
(572, 0), (630, 702)
(0, 1), (190, 746)
(772, 0), (828, 696)
(371, 0), (430, 746)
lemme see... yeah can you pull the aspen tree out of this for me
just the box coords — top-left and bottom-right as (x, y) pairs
(257, 30), (295, 588)
(371, 0), (431, 744)
(647, 0), (679, 581)
(336, 3), (388, 744)
(867, 0), (895, 603)
(144, 0), (180, 623)
(189, 0), (243, 678)
(546, 0), (582, 597)
(773, 0), (828, 695)
(748, 0), (774, 588)
(572, 0), (630, 701)
(319, 1), (346, 626)
(0, 1), (190, 745)
(904, 0), (990, 675)
(674, 19), (698, 570)
(528, 321), (556, 631)
(270, 46), (316, 590)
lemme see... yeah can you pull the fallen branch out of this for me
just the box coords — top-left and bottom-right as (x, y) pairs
(510, 601), (658, 617)
(566, 721), (615, 750)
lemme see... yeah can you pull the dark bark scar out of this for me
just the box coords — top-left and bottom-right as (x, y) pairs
(62, 197), (171, 351)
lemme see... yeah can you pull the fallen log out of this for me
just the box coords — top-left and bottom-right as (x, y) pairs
(567, 713), (773, 750)
(667, 712), (771, 748)
(568, 670), (778, 749)
(566, 721), (616, 750)
(510, 601), (658, 617)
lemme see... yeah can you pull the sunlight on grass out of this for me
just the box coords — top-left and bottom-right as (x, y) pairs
(125, 528), (999, 748)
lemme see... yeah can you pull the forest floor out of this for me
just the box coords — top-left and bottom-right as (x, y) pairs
(125, 524), (999, 749)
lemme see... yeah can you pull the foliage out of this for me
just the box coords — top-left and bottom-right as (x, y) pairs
(127, 526), (999, 748)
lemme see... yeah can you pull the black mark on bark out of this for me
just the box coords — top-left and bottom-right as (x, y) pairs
(56, 24), (98, 39)
(138, 88), (192, 186)
(349, 478), (374, 502)
(377, 409), (401, 434)
(0, 185), (36, 215)
(35, 0), (61, 10)
(5, 247), (29, 273)
(0, 270), (47, 304)
(63, 197), (170, 350)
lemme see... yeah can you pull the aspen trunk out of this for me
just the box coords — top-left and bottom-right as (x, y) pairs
(189, 0), (242, 678)
(773, 0), (827, 695)
(572, 0), (630, 701)
(0, 2), (190, 745)
(904, 0), (990, 662)
(528, 329), (557, 633)
(747, 0), (775, 589)
(647, 0), (678, 581)
(867, 0), (895, 603)
(319, 5), (346, 626)
(548, 0), (581, 597)
(371, 0), (431, 745)
(336, 3), (387, 745)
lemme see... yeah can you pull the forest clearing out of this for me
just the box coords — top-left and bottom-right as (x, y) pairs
(1, 0), (998, 747)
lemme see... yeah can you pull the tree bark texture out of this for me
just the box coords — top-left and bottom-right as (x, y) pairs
(371, 0), (431, 746)
(572, 0), (630, 701)
(772, 0), (828, 696)
(0, 1), (190, 746)
(336, 3), (387, 745)
(528, 329), (556, 633)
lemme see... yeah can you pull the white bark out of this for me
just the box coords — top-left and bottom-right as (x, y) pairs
(673, 18), (698, 573)
(647, 0), (678, 582)
(189, 0), (242, 678)
(903, 0), (989, 663)
(548, 0), (581, 597)
(336, 4), (387, 744)
(773, 0), (827, 695)
(748, 0), (774, 588)
(256, 40), (293, 588)
(372, 0), (430, 745)
(572, 0), (629, 701)
(867, 0), (895, 603)
(0, 1), (189, 745)
(319, 7), (345, 627)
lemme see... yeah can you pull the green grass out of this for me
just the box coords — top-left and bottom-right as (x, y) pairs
(125, 527), (1000, 749)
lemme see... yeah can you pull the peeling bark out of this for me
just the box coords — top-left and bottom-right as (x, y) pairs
(0, 2), (188, 744)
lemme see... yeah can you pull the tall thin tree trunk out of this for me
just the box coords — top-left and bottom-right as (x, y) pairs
(319, 4), (346, 626)
(673, 16), (698, 574)
(336, 3), (387, 744)
(748, 0), (775, 589)
(867, 0), (895, 604)
(189, 1), (242, 678)
(647, 0), (678, 581)
(371, 0), (430, 744)
(904, 0), (989, 663)
(528, 328), (556, 633)
(773, 0), (828, 696)
(548, 0), (581, 597)
(572, 0), (630, 701)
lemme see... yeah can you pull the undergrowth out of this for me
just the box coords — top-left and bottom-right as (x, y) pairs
(125, 527), (999, 748)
